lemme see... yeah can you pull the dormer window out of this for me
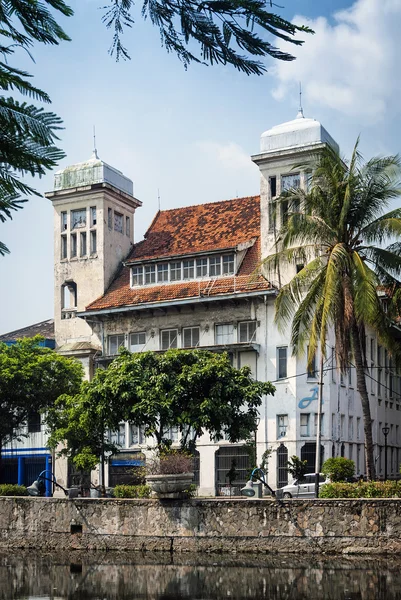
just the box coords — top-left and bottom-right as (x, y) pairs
(157, 263), (168, 282)
(209, 256), (221, 276)
(132, 266), (143, 286)
(130, 253), (235, 287)
(170, 261), (181, 282)
(183, 259), (194, 279)
(144, 264), (156, 284)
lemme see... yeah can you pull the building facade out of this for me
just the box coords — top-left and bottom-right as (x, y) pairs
(3, 112), (401, 494)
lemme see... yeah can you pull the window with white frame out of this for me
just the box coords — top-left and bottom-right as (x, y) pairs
(132, 266), (143, 286)
(348, 416), (354, 440)
(71, 208), (86, 229)
(109, 424), (126, 446)
(183, 326), (200, 348)
(126, 216), (130, 236)
(145, 264), (156, 284)
(170, 261), (181, 281)
(223, 254), (234, 275)
(157, 263), (169, 283)
(314, 414), (324, 436)
(340, 414), (345, 438)
(130, 253), (236, 287)
(130, 424), (146, 445)
(161, 329), (178, 350)
(215, 323), (234, 345)
(300, 414), (310, 437)
(61, 211), (67, 231)
(277, 347), (287, 379)
(129, 332), (146, 352)
(356, 417), (361, 440)
(108, 334), (125, 355)
(332, 414), (336, 439)
(277, 414), (288, 438)
(196, 257), (208, 277)
(183, 259), (195, 279)
(238, 321), (257, 343)
(209, 256), (221, 277)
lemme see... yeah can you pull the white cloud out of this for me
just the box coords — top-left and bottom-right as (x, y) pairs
(196, 141), (254, 172)
(271, 0), (401, 122)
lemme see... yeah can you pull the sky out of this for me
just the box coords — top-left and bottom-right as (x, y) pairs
(1, 0), (401, 335)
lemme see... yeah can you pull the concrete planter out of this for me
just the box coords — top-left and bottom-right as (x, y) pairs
(146, 473), (194, 499)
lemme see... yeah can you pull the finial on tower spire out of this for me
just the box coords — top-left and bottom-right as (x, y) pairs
(296, 82), (304, 119)
(92, 125), (99, 159)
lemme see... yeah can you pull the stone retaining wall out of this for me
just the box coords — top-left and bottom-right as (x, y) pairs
(1, 497), (401, 554)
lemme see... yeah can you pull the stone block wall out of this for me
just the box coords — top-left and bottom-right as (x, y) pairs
(1, 497), (401, 554)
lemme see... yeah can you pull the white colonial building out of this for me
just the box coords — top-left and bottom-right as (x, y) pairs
(3, 111), (401, 495)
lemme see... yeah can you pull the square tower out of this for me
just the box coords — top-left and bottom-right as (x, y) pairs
(45, 151), (142, 352)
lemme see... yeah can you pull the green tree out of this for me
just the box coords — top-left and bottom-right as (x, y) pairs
(286, 455), (308, 481)
(102, 0), (313, 74)
(322, 457), (355, 483)
(46, 349), (275, 473)
(0, 1), (72, 255)
(270, 140), (401, 480)
(0, 336), (83, 471)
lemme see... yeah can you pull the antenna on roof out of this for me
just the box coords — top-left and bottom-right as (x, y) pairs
(157, 188), (161, 211)
(92, 125), (99, 159)
(297, 82), (304, 119)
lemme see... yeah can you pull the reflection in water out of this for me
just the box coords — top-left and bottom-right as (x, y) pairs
(0, 551), (400, 600)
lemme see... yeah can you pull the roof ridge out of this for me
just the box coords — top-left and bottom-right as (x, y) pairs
(151, 194), (259, 217)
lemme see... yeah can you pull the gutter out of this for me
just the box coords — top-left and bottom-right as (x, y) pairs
(79, 288), (277, 319)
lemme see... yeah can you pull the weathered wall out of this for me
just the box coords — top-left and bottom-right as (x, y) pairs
(2, 497), (401, 554)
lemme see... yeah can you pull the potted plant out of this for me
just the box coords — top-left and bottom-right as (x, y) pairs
(145, 448), (194, 498)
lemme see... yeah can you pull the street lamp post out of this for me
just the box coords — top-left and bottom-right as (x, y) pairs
(382, 426), (390, 481)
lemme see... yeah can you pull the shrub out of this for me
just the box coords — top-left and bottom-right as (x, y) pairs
(0, 484), (28, 496)
(113, 485), (151, 498)
(319, 481), (401, 498)
(321, 457), (355, 482)
(147, 450), (194, 475)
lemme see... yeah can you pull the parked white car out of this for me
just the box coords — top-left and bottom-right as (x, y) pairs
(276, 474), (329, 499)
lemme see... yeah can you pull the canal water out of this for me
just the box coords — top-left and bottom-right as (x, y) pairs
(1, 551), (400, 599)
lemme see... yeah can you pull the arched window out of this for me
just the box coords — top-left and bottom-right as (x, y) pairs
(301, 443), (325, 474)
(61, 281), (77, 310)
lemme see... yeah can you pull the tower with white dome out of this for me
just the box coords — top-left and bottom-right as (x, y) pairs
(46, 149), (141, 362)
(252, 110), (339, 285)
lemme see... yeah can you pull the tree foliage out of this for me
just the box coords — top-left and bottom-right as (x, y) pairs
(321, 457), (355, 483)
(286, 455), (308, 481)
(103, 0), (312, 74)
(0, 336), (83, 457)
(46, 349), (275, 471)
(0, 1), (72, 255)
(268, 140), (401, 480)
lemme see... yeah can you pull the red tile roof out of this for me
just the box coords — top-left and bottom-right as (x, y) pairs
(127, 195), (261, 262)
(86, 196), (273, 312)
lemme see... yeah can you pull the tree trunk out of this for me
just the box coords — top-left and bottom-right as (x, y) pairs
(351, 324), (376, 480)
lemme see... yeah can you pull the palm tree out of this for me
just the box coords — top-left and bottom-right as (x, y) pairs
(0, 1), (72, 255)
(268, 141), (401, 480)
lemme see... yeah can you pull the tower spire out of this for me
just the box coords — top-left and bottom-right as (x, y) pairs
(297, 82), (304, 119)
(92, 125), (99, 159)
